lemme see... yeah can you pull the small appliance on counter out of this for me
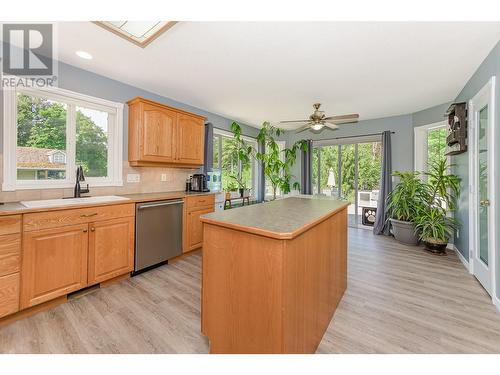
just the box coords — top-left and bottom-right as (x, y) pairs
(189, 173), (210, 192)
(207, 170), (222, 192)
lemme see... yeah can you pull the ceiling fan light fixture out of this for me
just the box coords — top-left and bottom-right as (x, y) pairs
(311, 123), (325, 131)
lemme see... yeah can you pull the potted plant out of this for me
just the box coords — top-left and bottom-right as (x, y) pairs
(227, 122), (254, 197)
(226, 180), (239, 198)
(386, 171), (429, 245)
(255, 122), (307, 200)
(415, 159), (461, 254)
(414, 207), (458, 254)
(230, 121), (307, 201)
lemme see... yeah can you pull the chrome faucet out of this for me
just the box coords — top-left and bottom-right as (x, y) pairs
(74, 166), (90, 198)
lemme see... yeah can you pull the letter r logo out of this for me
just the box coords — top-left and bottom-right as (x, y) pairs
(2, 24), (53, 76)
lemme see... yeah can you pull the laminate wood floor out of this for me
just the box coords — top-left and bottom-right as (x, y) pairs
(1, 228), (500, 354)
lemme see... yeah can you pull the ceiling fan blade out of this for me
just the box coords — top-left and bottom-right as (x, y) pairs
(325, 123), (339, 131)
(325, 118), (358, 125)
(324, 114), (359, 121)
(295, 124), (312, 133)
(279, 119), (310, 124)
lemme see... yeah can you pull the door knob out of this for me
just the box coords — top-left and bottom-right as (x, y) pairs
(480, 199), (490, 206)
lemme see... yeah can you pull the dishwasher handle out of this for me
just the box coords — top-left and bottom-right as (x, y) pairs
(137, 200), (183, 210)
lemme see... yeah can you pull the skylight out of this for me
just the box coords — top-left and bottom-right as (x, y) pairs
(94, 21), (177, 48)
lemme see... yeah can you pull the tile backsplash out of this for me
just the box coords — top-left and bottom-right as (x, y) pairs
(0, 154), (197, 203)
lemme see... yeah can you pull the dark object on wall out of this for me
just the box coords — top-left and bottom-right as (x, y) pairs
(362, 207), (377, 226)
(445, 102), (467, 156)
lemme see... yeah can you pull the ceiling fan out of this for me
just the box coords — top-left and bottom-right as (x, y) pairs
(279, 103), (359, 133)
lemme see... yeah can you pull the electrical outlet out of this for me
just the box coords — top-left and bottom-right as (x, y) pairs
(127, 173), (140, 183)
(161, 173), (167, 182)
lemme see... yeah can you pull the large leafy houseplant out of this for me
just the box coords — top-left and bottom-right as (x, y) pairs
(386, 159), (461, 253)
(256, 122), (307, 200)
(387, 171), (429, 222)
(386, 171), (429, 245)
(226, 122), (254, 196)
(414, 207), (458, 251)
(415, 159), (461, 253)
(230, 121), (307, 200)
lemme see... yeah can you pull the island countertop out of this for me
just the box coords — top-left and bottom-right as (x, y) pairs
(200, 195), (349, 240)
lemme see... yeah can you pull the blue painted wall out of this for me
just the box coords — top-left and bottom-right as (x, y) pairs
(283, 113), (414, 186)
(0, 58), (259, 160)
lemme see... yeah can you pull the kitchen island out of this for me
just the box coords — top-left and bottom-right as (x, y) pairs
(200, 196), (349, 354)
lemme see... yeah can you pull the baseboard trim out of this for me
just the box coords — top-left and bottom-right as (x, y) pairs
(449, 244), (470, 272)
(493, 295), (500, 312)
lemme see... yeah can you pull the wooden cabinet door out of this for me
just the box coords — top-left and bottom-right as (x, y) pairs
(88, 217), (135, 285)
(142, 104), (177, 162)
(176, 114), (205, 165)
(21, 224), (89, 309)
(186, 207), (214, 252)
(0, 273), (20, 318)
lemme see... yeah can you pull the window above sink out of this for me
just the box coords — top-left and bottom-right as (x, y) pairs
(2, 85), (124, 191)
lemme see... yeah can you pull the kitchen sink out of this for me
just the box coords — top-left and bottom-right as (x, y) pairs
(20, 195), (130, 209)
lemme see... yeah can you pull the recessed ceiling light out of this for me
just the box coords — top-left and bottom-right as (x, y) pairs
(76, 50), (93, 60)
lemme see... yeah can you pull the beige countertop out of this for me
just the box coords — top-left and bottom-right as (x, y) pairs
(0, 190), (216, 216)
(200, 195), (349, 240)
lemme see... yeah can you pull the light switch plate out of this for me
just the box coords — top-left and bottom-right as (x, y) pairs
(127, 173), (140, 183)
(161, 173), (167, 182)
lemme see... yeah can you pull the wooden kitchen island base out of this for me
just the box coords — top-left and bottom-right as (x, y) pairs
(201, 197), (348, 354)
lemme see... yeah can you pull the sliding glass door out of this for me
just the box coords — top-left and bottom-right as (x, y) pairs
(313, 137), (382, 229)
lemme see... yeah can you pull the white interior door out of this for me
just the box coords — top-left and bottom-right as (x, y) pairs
(469, 76), (496, 296)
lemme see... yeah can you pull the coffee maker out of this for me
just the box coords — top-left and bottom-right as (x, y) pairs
(190, 174), (210, 192)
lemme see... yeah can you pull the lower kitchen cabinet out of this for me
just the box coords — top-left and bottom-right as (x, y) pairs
(183, 195), (216, 253)
(88, 217), (135, 285)
(21, 224), (89, 309)
(186, 207), (215, 251)
(0, 273), (20, 318)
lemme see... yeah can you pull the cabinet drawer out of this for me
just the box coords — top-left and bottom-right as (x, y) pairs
(23, 203), (135, 232)
(0, 273), (20, 318)
(186, 194), (215, 210)
(0, 215), (21, 236)
(0, 234), (21, 277)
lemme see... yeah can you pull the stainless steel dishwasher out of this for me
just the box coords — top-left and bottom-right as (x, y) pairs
(134, 199), (183, 274)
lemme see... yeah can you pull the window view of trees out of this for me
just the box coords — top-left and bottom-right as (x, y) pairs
(427, 127), (446, 168)
(213, 134), (254, 193)
(75, 106), (109, 177)
(16, 94), (109, 180)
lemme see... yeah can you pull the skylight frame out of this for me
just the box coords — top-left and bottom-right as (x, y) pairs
(93, 21), (177, 48)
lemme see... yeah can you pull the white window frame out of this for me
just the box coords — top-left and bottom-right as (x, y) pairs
(213, 128), (259, 198)
(2, 84), (124, 191)
(414, 121), (447, 173)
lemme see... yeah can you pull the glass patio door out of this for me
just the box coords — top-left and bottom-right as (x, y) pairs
(313, 138), (382, 229)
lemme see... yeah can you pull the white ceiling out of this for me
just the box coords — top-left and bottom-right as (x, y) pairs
(56, 22), (500, 128)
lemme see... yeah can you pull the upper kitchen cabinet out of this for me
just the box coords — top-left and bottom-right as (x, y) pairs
(127, 97), (206, 167)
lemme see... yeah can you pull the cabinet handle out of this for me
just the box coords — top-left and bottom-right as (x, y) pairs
(81, 213), (98, 217)
(83, 229), (88, 233)
(91, 227), (95, 232)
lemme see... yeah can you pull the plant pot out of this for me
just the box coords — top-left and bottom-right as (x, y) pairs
(390, 218), (420, 246)
(423, 237), (448, 255)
